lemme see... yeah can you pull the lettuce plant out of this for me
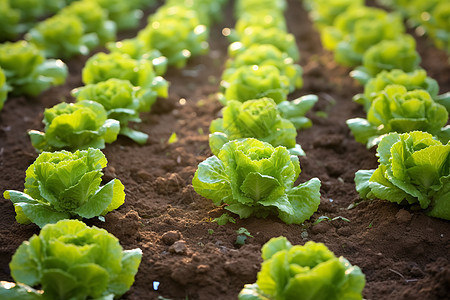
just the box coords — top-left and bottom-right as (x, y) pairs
(351, 35), (421, 84)
(60, 0), (116, 46)
(0, 68), (7, 111)
(2, 219), (142, 299)
(230, 12), (287, 42)
(209, 98), (304, 156)
(220, 65), (290, 105)
(235, 0), (287, 18)
(29, 100), (120, 152)
(355, 131), (450, 220)
(0, 0), (21, 41)
(229, 27), (300, 62)
(193, 138), (321, 224)
(353, 69), (441, 112)
(82, 52), (168, 107)
(223, 44), (303, 92)
(239, 237), (366, 300)
(3, 148), (125, 228)
(26, 14), (96, 58)
(347, 85), (449, 148)
(137, 6), (208, 68)
(0, 41), (67, 96)
(166, 0), (226, 26)
(322, 7), (404, 66)
(86, 0), (143, 30)
(72, 78), (150, 144)
(107, 39), (168, 75)
(306, 0), (363, 29)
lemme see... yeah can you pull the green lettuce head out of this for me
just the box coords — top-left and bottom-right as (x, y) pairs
(220, 65), (290, 105)
(307, 0), (363, 29)
(355, 131), (450, 220)
(223, 44), (303, 92)
(89, 0), (143, 30)
(82, 52), (168, 108)
(209, 98), (305, 156)
(0, 41), (67, 96)
(229, 27), (299, 62)
(72, 78), (152, 144)
(3, 219), (142, 299)
(239, 237), (366, 300)
(0, 0), (21, 41)
(29, 100), (120, 152)
(137, 6), (208, 68)
(351, 35), (421, 84)
(235, 0), (286, 18)
(193, 138), (321, 224)
(26, 14), (93, 59)
(347, 85), (449, 148)
(231, 12), (286, 42)
(3, 148), (125, 228)
(353, 69), (440, 112)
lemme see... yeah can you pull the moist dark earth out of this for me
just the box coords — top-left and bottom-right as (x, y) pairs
(1, 0), (449, 299)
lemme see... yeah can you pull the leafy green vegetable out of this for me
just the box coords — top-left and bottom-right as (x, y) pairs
(347, 85), (449, 148)
(355, 131), (450, 220)
(351, 35), (421, 84)
(29, 100), (120, 152)
(228, 27), (299, 62)
(193, 138), (321, 224)
(60, 0), (116, 46)
(238, 237), (366, 300)
(0, 1), (21, 41)
(235, 0), (287, 18)
(219, 65), (290, 105)
(86, 0), (143, 30)
(137, 6), (208, 68)
(0, 68), (7, 111)
(3, 148), (125, 228)
(353, 69), (441, 112)
(322, 7), (404, 66)
(2, 219), (142, 299)
(166, 0), (226, 26)
(277, 95), (318, 129)
(72, 78), (151, 144)
(82, 52), (168, 106)
(305, 0), (363, 29)
(0, 41), (67, 96)
(209, 98), (305, 156)
(223, 44), (303, 92)
(213, 213), (236, 225)
(230, 13), (286, 42)
(26, 14), (95, 58)
(107, 39), (168, 76)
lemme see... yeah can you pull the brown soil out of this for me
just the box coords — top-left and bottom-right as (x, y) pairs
(1, 1), (449, 299)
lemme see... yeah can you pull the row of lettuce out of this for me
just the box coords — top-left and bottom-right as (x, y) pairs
(0, 0), (157, 111)
(0, 1), (230, 299)
(189, 0), (367, 299)
(377, 0), (449, 55)
(304, 0), (450, 221)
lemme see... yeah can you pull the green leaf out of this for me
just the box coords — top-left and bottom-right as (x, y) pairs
(278, 178), (321, 224)
(261, 237), (292, 260)
(0, 282), (42, 300)
(120, 127), (148, 144)
(108, 249), (143, 296)
(354, 170), (375, 199)
(238, 283), (272, 300)
(240, 172), (281, 201)
(213, 213), (236, 225)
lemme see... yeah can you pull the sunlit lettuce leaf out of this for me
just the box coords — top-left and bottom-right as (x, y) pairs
(347, 85), (449, 147)
(238, 237), (365, 300)
(220, 65), (291, 105)
(3, 148), (125, 227)
(28, 100), (120, 152)
(0, 1), (21, 41)
(193, 138), (321, 224)
(72, 78), (150, 144)
(306, 0), (363, 29)
(0, 41), (67, 96)
(235, 0), (286, 18)
(166, 0), (226, 26)
(209, 98), (304, 156)
(355, 131), (450, 220)
(229, 12), (286, 42)
(7, 220), (141, 298)
(223, 44), (303, 92)
(86, 0), (143, 30)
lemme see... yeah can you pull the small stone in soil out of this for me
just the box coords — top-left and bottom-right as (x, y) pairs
(169, 240), (187, 254)
(161, 230), (181, 245)
(395, 209), (412, 224)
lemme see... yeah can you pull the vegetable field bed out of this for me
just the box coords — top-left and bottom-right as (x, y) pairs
(1, 0), (449, 299)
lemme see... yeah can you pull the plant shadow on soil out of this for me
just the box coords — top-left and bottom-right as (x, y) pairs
(0, 0), (449, 299)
